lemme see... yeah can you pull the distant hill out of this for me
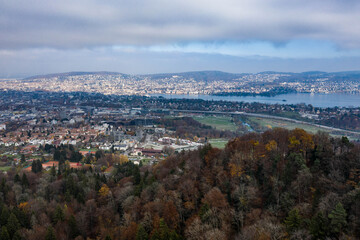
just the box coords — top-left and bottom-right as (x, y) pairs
(24, 71), (129, 80)
(142, 70), (245, 82)
(296, 71), (360, 78)
(24, 70), (360, 82)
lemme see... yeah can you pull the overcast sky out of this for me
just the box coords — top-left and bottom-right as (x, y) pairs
(1, 0), (360, 77)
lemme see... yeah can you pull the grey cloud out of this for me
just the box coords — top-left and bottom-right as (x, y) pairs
(1, 0), (360, 49)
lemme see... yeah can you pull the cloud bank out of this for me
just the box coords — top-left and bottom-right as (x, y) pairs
(1, 0), (360, 76)
(1, 0), (360, 49)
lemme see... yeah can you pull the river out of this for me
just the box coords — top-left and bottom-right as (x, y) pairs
(151, 93), (360, 108)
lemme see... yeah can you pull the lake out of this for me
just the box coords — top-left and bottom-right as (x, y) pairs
(151, 93), (360, 108)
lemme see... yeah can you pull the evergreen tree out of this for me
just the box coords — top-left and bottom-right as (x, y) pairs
(45, 226), (56, 240)
(31, 160), (42, 173)
(53, 205), (64, 223)
(57, 166), (61, 176)
(0, 178), (8, 198)
(45, 185), (51, 202)
(59, 154), (66, 166)
(14, 174), (20, 183)
(0, 207), (10, 226)
(0, 226), (10, 240)
(12, 231), (22, 240)
(21, 173), (29, 188)
(284, 209), (302, 233)
(95, 178), (101, 191)
(44, 144), (53, 153)
(50, 165), (56, 177)
(13, 206), (30, 229)
(68, 215), (80, 239)
(53, 149), (61, 161)
(133, 165), (141, 185)
(65, 190), (71, 202)
(76, 190), (85, 204)
(284, 153), (306, 185)
(70, 151), (82, 162)
(95, 150), (103, 160)
(310, 212), (328, 239)
(37, 160), (43, 172)
(65, 175), (76, 195)
(50, 165), (56, 182)
(20, 154), (25, 163)
(328, 202), (347, 235)
(150, 219), (180, 240)
(136, 224), (148, 240)
(31, 161), (37, 173)
(6, 213), (20, 239)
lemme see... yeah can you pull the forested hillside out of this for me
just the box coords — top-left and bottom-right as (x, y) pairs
(0, 128), (359, 239)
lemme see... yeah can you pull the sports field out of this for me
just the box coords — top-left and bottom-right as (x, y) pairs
(193, 116), (238, 131)
(208, 139), (228, 149)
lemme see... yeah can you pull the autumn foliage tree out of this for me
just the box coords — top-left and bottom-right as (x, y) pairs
(0, 128), (358, 239)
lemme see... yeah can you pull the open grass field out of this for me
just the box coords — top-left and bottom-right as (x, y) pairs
(79, 148), (98, 152)
(193, 116), (238, 131)
(1, 154), (20, 158)
(140, 158), (152, 165)
(246, 116), (360, 141)
(0, 166), (12, 172)
(247, 116), (327, 133)
(208, 139), (228, 149)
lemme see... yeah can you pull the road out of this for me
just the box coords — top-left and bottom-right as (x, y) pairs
(170, 109), (360, 136)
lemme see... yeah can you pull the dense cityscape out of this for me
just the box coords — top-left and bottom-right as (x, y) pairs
(0, 89), (360, 239)
(1, 90), (360, 175)
(1, 71), (360, 96)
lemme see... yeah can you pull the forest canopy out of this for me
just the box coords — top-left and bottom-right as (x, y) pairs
(0, 128), (359, 239)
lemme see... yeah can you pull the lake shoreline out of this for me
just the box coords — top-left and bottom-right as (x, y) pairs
(151, 92), (360, 108)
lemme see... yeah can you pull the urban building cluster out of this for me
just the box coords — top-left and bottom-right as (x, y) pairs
(1, 89), (360, 173)
(0, 100), (204, 172)
(1, 71), (360, 95)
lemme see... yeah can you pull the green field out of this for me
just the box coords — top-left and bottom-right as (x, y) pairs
(209, 139), (228, 149)
(79, 148), (98, 152)
(245, 116), (360, 140)
(193, 116), (238, 131)
(140, 158), (152, 165)
(247, 116), (326, 133)
(1, 154), (20, 158)
(0, 166), (12, 172)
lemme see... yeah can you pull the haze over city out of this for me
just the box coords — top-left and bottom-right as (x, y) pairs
(1, 0), (360, 77)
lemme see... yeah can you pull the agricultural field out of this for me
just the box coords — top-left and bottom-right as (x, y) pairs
(193, 115), (238, 131)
